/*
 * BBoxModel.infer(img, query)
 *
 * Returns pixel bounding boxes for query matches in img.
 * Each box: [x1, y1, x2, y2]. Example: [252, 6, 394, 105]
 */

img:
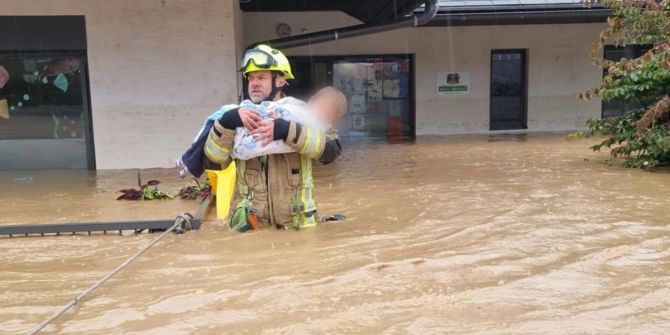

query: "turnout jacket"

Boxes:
[204, 107, 342, 229]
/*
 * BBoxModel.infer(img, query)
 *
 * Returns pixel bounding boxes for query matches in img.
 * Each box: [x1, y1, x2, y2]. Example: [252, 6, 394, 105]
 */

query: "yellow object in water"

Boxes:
[0, 99, 9, 119]
[206, 162, 237, 219]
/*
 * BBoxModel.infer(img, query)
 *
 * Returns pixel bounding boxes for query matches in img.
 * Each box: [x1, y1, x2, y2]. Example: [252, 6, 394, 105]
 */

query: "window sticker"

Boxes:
[0, 66, 9, 88]
[53, 73, 69, 92]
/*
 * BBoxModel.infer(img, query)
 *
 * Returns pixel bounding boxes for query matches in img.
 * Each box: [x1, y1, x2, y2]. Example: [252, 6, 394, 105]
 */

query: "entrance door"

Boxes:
[490, 50, 527, 131]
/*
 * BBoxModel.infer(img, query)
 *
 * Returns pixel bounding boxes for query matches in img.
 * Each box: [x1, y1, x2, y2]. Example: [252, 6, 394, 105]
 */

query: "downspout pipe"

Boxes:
[424, 8, 611, 26]
[251, 0, 438, 50]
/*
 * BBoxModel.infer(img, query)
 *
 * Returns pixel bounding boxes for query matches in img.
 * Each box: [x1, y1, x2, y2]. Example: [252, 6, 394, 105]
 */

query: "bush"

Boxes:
[579, 0, 670, 168]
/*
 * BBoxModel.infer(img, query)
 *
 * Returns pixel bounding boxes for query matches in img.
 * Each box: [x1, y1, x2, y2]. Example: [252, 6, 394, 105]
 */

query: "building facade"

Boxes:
[0, 0, 608, 170]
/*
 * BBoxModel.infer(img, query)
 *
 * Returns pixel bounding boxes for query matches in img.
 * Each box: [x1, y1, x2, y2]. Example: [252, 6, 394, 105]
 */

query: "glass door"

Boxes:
[490, 50, 527, 131]
[289, 55, 415, 138]
[333, 56, 413, 137]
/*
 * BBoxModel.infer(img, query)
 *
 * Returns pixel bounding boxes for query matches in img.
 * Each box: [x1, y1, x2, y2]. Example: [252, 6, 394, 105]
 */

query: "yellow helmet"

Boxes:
[240, 44, 294, 80]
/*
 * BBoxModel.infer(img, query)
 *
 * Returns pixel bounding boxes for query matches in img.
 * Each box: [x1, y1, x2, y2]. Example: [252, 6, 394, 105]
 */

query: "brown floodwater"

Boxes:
[1, 134, 669, 334]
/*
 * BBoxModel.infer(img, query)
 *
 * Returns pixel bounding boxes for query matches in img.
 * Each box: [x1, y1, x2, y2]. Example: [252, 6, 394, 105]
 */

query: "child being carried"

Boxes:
[176, 87, 347, 178]
[233, 86, 347, 160]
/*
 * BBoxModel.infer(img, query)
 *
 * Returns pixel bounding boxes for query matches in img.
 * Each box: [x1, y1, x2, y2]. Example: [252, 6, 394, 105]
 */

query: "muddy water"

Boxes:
[0, 169, 201, 226]
[1, 134, 669, 334]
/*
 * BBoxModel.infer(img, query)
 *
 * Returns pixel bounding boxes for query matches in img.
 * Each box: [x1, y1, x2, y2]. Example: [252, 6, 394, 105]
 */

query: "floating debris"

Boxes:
[14, 176, 33, 183]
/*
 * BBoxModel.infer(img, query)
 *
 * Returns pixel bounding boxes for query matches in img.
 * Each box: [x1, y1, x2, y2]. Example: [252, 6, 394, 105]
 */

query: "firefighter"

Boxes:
[204, 44, 342, 231]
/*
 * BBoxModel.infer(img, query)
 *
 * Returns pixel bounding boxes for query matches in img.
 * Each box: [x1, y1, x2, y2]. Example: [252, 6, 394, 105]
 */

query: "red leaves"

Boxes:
[611, 143, 631, 158]
[117, 171, 161, 200]
[116, 171, 209, 201]
[578, 88, 599, 101]
[636, 95, 670, 132]
[177, 178, 211, 201]
[116, 187, 144, 200]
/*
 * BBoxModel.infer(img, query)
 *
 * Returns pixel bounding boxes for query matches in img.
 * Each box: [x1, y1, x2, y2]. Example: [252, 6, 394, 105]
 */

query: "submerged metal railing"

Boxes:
[0, 195, 212, 237]
[27, 212, 198, 334]
[15, 195, 213, 334]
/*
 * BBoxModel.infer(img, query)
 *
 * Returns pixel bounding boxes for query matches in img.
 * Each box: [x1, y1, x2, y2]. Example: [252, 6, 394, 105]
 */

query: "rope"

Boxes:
[27, 213, 194, 335]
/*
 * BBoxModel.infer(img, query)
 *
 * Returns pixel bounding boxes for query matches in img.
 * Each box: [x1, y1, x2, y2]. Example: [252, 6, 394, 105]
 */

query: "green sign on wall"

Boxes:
[437, 72, 469, 96]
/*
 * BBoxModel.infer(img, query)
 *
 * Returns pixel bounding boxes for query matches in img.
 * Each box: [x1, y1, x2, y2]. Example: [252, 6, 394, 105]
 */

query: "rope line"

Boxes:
[27, 213, 194, 335]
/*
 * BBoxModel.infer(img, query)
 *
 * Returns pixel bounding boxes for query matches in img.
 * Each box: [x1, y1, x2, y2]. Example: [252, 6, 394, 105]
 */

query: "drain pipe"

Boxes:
[252, 0, 438, 50]
[424, 8, 611, 26]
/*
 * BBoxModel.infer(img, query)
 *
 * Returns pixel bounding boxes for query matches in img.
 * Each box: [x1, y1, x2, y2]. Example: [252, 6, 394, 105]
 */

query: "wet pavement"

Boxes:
[1, 134, 669, 334]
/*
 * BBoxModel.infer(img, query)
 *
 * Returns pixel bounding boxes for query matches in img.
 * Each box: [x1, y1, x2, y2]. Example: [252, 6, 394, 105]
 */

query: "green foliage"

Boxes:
[583, 110, 670, 168]
[598, 54, 670, 103]
[141, 187, 173, 200]
[580, 0, 670, 169]
[117, 171, 209, 201]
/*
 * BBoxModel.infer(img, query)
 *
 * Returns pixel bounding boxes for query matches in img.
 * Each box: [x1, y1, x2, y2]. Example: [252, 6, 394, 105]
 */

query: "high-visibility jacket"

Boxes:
[204, 109, 342, 229]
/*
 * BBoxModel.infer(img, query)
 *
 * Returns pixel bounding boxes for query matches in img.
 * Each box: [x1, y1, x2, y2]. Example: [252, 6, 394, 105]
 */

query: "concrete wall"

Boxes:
[2, 0, 242, 169]
[244, 12, 605, 135]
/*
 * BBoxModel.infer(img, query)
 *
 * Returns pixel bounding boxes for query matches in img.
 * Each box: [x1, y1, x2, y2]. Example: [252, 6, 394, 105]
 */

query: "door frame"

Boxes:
[489, 49, 528, 131]
[287, 53, 416, 137]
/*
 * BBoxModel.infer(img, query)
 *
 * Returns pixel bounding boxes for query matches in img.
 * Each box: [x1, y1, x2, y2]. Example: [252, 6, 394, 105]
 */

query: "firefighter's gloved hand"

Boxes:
[273, 119, 291, 141]
[218, 107, 244, 130]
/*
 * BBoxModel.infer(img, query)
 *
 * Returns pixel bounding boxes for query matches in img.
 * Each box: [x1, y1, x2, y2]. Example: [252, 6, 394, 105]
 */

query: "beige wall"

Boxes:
[0, 5, 605, 168]
[244, 12, 605, 135]
[2, 0, 242, 169]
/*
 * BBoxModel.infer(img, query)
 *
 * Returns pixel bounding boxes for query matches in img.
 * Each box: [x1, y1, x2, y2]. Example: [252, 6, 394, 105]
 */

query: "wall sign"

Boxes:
[437, 72, 469, 95]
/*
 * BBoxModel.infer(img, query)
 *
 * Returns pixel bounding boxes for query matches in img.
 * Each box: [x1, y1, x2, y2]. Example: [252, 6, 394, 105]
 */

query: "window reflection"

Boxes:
[602, 45, 651, 119]
[333, 57, 413, 137]
[0, 52, 91, 169]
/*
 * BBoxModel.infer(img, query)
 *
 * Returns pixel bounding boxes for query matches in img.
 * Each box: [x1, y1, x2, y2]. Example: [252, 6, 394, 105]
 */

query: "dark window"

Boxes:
[0, 16, 93, 170]
[602, 44, 652, 118]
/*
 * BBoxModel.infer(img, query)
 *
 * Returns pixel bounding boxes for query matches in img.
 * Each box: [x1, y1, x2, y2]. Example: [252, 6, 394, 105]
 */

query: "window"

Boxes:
[0, 16, 92, 170]
[602, 45, 651, 118]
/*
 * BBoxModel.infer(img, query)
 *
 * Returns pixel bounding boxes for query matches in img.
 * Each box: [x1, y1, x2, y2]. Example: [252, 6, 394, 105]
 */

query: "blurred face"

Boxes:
[246, 70, 286, 103]
[308, 94, 342, 125]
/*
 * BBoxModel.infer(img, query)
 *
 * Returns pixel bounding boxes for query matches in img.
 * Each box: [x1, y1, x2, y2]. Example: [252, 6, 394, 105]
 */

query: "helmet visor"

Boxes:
[240, 49, 277, 72]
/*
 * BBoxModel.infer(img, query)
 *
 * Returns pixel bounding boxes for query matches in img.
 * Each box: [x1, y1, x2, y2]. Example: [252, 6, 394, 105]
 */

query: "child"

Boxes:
[177, 86, 346, 178]
[232, 86, 347, 160]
